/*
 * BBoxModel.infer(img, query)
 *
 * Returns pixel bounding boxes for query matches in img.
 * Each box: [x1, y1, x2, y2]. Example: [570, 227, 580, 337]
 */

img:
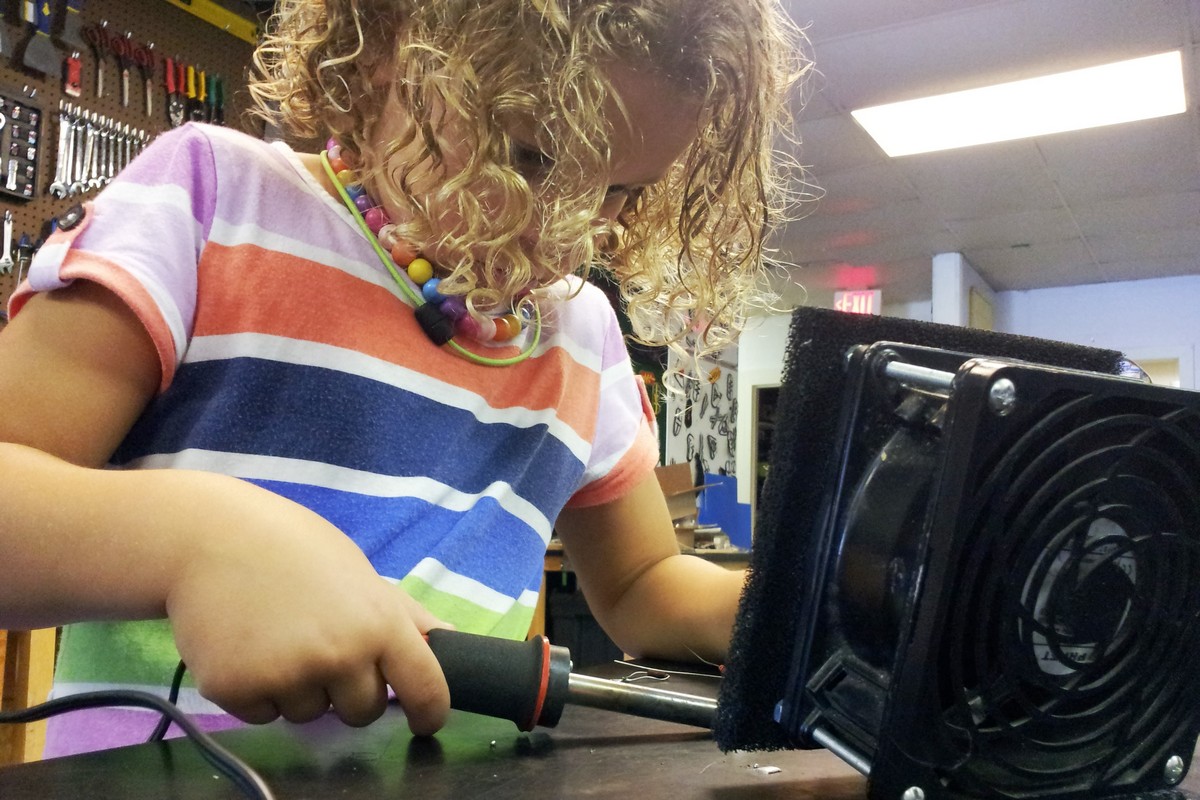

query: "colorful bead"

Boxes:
[474, 315, 497, 342]
[455, 313, 484, 340]
[422, 277, 446, 304]
[440, 295, 467, 321]
[377, 224, 399, 249]
[406, 256, 433, 284]
[325, 143, 533, 352]
[392, 240, 420, 267]
[364, 206, 390, 233]
[493, 313, 522, 341]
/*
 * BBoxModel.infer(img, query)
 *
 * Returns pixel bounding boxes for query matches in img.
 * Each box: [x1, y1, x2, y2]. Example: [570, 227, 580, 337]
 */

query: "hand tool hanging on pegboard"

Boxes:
[15, 233, 34, 285]
[49, 102, 148, 199]
[205, 73, 217, 124]
[112, 31, 135, 108]
[135, 42, 156, 118]
[0, 0, 10, 57]
[47, 100, 71, 199]
[58, 0, 88, 52]
[63, 51, 83, 98]
[186, 63, 202, 121]
[196, 68, 208, 122]
[21, 0, 62, 76]
[1, 212, 14, 276]
[212, 74, 224, 126]
[83, 20, 110, 100]
[164, 56, 184, 128]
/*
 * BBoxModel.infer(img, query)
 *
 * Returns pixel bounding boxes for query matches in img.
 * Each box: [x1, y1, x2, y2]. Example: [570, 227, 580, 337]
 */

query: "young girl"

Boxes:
[0, 0, 807, 757]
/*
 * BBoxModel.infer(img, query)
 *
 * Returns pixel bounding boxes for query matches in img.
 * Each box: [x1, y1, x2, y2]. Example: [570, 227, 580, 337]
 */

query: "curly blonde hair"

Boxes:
[250, 0, 810, 355]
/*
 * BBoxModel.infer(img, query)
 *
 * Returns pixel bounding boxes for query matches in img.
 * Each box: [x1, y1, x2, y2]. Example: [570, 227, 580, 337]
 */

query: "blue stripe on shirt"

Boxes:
[113, 357, 586, 516]
[251, 479, 548, 595]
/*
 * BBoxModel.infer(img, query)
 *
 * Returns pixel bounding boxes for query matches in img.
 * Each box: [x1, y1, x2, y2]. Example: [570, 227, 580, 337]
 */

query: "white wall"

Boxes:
[734, 314, 793, 504]
[717, 272, 1200, 510]
[994, 274, 1200, 388]
[932, 252, 997, 327]
[884, 299, 931, 321]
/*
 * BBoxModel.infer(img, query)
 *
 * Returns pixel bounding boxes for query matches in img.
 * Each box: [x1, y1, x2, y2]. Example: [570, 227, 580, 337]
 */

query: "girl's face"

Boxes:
[367, 63, 701, 283]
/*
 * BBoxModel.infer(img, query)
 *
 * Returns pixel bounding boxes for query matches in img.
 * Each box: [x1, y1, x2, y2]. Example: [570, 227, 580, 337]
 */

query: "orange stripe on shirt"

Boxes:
[565, 420, 659, 508]
[194, 242, 601, 439]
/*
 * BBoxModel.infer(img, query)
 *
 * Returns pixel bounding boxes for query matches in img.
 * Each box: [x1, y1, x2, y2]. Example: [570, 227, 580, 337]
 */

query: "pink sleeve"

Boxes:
[565, 297, 660, 508]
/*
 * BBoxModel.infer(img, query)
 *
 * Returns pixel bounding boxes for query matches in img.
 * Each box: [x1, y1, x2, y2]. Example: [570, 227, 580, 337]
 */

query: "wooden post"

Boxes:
[0, 629, 57, 765]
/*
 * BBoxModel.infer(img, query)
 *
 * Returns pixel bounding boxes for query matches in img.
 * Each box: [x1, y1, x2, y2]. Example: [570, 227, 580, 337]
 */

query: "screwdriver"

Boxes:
[425, 628, 717, 731]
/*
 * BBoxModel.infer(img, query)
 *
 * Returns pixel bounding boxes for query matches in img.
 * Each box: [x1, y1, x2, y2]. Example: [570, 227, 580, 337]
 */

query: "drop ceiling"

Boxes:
[772, 0, 1200, 310]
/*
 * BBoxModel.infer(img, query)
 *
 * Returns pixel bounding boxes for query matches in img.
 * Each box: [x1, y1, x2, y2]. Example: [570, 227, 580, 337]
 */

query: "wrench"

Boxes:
[87, 114, 106, 191]
[122, 124, 133, 171]
[48, 101, 73, 198]
[79, 114, 96, 193]
[69, 115, 87, 196]
[106, 122, 117, 182]
[0, 211, 13, 275]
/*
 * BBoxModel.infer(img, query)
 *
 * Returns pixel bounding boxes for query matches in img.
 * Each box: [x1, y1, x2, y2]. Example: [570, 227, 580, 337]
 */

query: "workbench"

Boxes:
[1, 660, 1197, 799]
[0, 661, 863, 800]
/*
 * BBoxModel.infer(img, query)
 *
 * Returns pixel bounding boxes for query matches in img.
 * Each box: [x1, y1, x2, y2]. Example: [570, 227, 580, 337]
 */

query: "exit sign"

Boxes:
[834, 289, 882, 315]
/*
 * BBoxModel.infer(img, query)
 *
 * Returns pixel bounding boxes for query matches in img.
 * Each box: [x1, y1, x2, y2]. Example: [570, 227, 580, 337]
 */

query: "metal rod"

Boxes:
[811, 726, 872, 776]
[566, 673, 717, 729]
[884, 360, 955, 394]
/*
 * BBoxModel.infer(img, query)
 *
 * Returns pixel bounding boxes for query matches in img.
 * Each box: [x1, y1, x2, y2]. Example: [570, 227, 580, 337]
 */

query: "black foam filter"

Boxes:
[713, 306, 1126, 751]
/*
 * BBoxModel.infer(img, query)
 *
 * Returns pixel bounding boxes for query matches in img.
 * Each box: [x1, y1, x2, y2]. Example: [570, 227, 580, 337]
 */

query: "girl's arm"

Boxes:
[0, 280, 450, 732]
[553, 472, 744, 664]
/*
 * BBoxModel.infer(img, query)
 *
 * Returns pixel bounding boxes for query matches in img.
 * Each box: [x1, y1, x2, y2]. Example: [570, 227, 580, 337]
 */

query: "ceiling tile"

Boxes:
[967, 238, 1098, 290]
[1036, 117, 1200, 203]
[764, 0, 1200, 302]
[1071, 192, 1200, 237]
[947, 208, 1079, 249]
[896, 141, 1063, 218]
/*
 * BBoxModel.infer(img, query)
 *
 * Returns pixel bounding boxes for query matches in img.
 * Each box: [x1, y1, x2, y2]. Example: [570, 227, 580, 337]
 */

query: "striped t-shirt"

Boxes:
[10, 122, 658, 755]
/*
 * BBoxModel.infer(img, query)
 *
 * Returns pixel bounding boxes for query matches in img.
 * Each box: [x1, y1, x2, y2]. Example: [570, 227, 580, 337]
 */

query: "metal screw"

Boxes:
[902, 788, 925, 800]
[1164, 754, 1185, 785]
[988, 377, 1017, 416]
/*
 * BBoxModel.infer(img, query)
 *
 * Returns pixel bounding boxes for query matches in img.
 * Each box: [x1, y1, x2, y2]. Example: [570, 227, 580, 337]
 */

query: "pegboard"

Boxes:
[0, 0, 263, 313]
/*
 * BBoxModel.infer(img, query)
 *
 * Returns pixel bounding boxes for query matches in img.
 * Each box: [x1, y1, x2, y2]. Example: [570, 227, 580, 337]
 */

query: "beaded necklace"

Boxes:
[319, 144, 540, 367]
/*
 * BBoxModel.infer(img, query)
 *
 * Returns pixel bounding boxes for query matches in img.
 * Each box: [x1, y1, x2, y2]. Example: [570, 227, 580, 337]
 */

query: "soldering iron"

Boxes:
[425, 628, 717, 731]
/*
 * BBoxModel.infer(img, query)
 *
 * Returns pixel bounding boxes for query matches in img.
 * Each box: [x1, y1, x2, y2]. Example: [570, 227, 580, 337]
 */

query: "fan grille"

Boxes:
[937, 393, 1200, 795]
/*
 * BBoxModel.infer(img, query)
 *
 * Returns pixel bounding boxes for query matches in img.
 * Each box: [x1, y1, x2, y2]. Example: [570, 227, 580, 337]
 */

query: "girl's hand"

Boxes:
[163, 494, 451, 735]
[0, 282, 451, 733]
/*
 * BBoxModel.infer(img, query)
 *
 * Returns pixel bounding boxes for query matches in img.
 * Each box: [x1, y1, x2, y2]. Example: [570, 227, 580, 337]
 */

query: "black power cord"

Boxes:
[147, 659, 189, 742]
[0, 689, 275, 800]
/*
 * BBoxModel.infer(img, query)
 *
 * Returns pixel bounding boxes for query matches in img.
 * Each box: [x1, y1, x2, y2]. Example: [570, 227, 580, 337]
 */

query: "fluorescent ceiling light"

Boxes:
[852, 51, 1186, 157]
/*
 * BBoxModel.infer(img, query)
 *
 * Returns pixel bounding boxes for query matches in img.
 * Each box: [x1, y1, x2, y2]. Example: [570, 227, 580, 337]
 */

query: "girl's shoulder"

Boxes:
[140, 123, 341, 224]
[142, 122, 302, 186]
[164, 121, 286, 155]
[535, 274, 628, 358]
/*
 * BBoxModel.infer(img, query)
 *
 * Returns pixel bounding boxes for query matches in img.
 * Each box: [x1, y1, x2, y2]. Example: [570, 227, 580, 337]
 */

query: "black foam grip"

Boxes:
[426, 629, 569, 731]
